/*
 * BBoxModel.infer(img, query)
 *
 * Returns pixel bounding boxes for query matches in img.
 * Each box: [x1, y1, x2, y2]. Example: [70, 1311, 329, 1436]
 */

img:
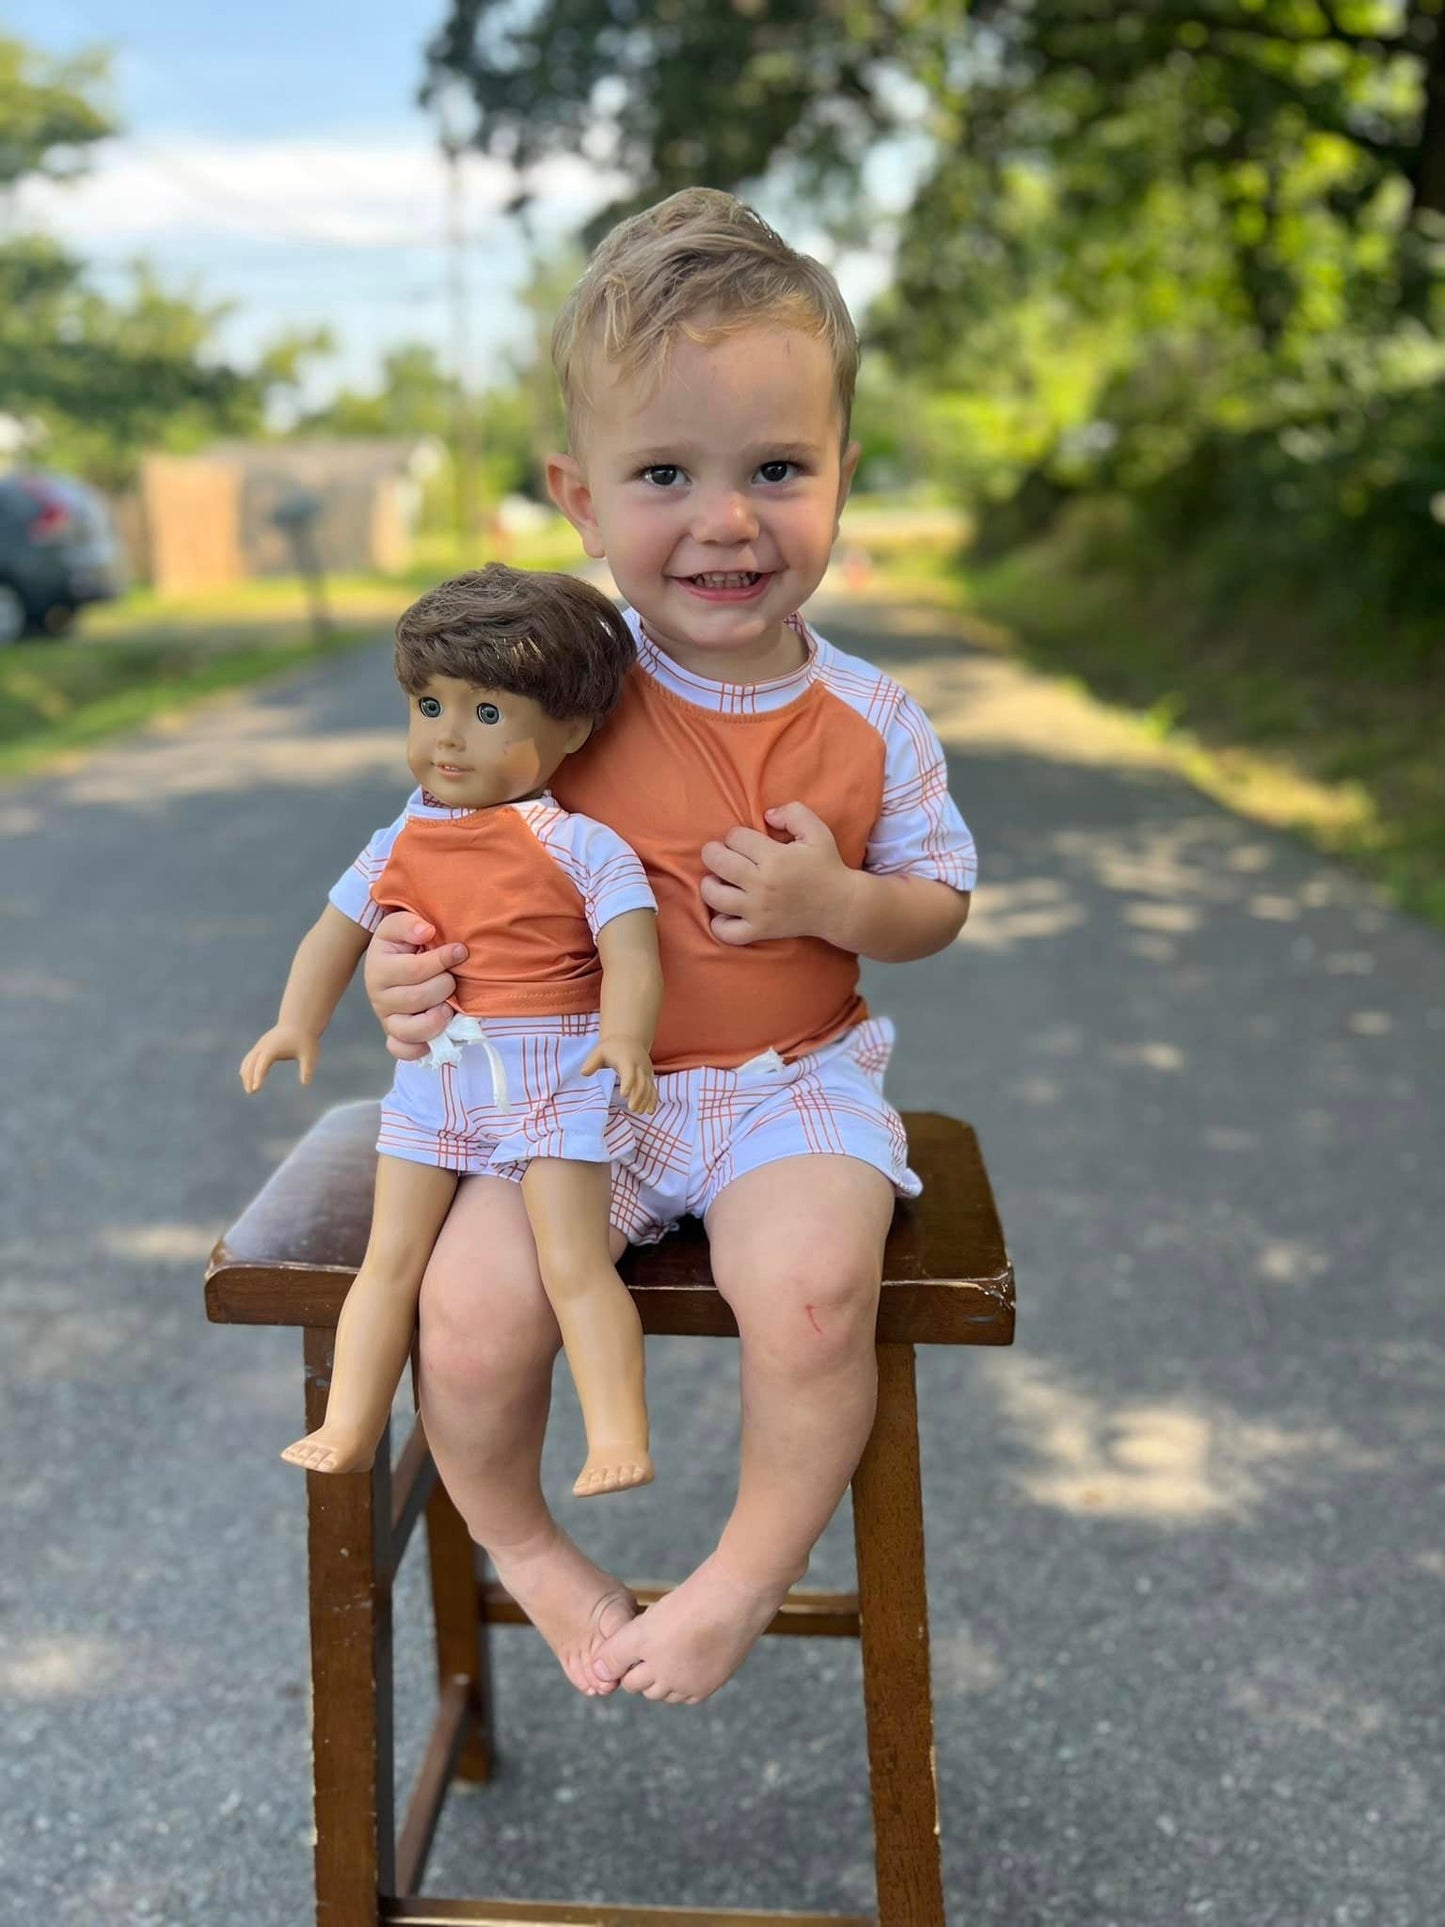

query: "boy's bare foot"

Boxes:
[591, 1551, 794, 1703]
[488, 1520, 638, 1696]
[281, 1427, 376, 1474]
[573, 1445, 654, 1499]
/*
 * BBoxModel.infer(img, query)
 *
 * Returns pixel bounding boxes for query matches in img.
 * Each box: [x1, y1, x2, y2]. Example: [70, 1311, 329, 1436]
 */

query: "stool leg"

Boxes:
[423, 1462, 494, 1781]
[851, 1341, 946, 1927]
[303, 1325, 396, 1925]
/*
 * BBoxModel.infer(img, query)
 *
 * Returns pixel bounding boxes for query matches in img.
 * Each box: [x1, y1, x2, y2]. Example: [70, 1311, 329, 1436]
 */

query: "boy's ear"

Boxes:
[546, 453, 607, 560]
[833, 439, 862, 535]
[563, 715, 594, 755]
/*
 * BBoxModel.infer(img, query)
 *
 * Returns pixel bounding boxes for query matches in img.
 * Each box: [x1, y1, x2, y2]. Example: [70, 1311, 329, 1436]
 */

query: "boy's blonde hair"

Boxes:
[552, 188, 858, 454]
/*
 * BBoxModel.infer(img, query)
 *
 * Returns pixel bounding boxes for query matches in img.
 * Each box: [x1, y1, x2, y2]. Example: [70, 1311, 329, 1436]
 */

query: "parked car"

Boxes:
[0, 471, 125, 645]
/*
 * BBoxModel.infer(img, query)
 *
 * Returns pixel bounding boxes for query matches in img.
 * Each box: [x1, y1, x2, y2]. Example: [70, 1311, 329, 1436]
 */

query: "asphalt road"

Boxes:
[3, 584, 1442, 1927]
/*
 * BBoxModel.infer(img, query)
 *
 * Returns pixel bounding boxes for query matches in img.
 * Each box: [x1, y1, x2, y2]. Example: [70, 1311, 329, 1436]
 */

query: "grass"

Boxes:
[871, 513, 1445, 927]
[0, 576, 408, 781]
[0, 525, 592, 782]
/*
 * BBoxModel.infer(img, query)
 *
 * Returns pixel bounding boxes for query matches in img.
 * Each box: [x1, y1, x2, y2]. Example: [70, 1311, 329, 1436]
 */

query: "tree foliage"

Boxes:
[427, 1, 1445, 639]
[424, 0, 896, 238]
[0, 35, 113, 189]
[0, 34, 322, 488]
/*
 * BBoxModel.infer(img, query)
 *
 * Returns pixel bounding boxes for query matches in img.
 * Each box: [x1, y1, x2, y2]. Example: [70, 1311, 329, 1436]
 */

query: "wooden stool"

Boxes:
[206, 1102, 1014, 1927]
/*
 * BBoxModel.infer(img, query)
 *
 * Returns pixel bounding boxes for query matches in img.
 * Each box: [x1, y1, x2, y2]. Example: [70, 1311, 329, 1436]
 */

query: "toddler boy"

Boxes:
[367, 188, 977, 1704]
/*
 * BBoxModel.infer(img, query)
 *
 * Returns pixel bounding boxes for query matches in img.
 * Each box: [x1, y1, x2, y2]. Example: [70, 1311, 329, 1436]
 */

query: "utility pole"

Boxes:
[437, 86, 477, 560]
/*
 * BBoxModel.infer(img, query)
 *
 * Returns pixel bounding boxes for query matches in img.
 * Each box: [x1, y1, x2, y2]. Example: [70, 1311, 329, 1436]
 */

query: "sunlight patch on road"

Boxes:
[101, 1222, 223, 1264]
[983, 1355, 1388, 1524]
[43, 683, 398, 808]
[0, 1634, 126, 1700]
[964, 877, 1088, 950]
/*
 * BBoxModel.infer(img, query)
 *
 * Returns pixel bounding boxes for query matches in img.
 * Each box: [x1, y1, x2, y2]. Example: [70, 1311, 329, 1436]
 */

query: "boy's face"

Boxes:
[405, 676, 590, 810]
[547, 326, 860, 679]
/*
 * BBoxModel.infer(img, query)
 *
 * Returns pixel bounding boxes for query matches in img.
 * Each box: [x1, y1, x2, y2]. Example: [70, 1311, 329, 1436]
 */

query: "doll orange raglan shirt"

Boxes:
[550, 612, 977, 1073]
[326, 795, 656, 1175]
[328, 793, 656, 1016]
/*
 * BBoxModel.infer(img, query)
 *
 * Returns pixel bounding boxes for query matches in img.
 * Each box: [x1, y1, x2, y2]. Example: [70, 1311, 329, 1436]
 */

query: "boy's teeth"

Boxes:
[692, 572, 760, 587]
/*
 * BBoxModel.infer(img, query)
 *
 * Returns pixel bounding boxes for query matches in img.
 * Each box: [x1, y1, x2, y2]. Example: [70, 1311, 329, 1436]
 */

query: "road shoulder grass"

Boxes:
[874, 528, 1445, 928]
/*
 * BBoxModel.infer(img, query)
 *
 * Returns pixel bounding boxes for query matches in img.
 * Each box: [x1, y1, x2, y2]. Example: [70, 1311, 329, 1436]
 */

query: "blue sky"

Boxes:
[10, 2, 910, 410]
[8, 0, 448, 140]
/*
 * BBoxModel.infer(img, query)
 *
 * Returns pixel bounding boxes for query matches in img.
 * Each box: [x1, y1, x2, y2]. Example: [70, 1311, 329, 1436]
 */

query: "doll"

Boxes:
[240, 565, 661, 1498]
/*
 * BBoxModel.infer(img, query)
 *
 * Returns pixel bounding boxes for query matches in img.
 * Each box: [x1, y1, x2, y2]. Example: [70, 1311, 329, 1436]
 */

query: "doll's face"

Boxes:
[405, 676, 592, 810]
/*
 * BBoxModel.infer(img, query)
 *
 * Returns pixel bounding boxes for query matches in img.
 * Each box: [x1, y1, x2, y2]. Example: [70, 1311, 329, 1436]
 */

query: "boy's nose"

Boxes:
[693, 488, 759, 544]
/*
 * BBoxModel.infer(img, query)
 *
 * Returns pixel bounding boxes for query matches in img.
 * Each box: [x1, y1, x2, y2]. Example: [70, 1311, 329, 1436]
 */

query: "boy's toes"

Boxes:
[619, 1663, 655, 1696]
[593, 1615, 646, 1686]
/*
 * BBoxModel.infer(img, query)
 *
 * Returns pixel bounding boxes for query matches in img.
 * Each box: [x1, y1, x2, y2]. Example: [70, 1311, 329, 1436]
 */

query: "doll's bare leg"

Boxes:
[593, 1156, 892, 1702]
[416, 1174, 638, 1694]
[520, 1158, 652, 1498]
[281, 1156, 458, 1474]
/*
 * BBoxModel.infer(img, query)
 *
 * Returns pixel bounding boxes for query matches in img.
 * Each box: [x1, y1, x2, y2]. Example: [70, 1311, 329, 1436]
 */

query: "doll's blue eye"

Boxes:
[476, 702, 501, 725]
[418, 697, 442, 718]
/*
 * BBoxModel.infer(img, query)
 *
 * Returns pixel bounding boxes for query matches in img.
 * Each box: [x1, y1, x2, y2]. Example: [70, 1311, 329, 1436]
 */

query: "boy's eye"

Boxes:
[640, 464, 683, 488]
[418, 696, 442, 719]
[476, 702, 501, 725]
[757, 460, 798, 484]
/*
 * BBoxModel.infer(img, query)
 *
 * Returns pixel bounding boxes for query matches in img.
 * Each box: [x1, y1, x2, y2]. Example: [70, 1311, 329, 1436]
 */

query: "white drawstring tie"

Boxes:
[422, 1013, 510, 1109]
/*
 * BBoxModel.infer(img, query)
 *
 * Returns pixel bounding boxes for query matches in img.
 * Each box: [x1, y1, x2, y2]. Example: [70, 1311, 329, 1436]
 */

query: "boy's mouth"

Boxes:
[678, 570, 771, 599]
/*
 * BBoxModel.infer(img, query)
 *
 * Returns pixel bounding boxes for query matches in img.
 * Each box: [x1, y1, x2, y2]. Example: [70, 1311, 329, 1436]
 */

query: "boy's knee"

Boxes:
[725, 1256, 881, 1376]
[417, 1242, 558, 1397]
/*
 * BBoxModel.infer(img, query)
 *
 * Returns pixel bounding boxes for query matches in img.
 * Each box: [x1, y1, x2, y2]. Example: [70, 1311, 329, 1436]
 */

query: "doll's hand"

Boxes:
[700, 802, 860, 947]
[582, 1036, 658, 1115]
[240, 1024, 320, 1093]
[365, 911, 464, 1062]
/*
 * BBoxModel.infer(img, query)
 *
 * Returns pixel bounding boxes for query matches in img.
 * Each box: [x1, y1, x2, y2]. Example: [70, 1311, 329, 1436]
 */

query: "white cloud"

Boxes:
[16, 133, 621, 252]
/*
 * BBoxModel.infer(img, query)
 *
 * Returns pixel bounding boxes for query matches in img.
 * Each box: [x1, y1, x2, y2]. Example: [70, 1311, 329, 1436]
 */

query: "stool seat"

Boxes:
[206, 1101, 1013, 1926]
[206, 1100, 1014, 1345]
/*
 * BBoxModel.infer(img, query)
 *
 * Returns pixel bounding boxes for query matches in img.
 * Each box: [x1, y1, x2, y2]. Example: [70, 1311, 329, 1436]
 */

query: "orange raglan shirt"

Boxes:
[550, 613, 977, 1074]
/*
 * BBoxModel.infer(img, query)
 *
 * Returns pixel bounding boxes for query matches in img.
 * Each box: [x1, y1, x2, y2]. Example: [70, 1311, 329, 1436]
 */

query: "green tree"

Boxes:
[0, 35, 112, 188]
[0, 33, 324, 488]
[425, 2, 1445, 631]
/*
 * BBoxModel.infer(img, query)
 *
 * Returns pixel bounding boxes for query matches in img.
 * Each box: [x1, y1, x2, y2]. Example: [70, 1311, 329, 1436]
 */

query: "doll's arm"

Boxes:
[240, 905, 373, 1092]
[581, 908, 662, 1114]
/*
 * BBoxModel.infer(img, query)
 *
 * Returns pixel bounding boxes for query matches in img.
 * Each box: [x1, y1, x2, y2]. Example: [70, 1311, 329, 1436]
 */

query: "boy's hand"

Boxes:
[700, 802, 859, 947]
[582, 1035, 658, 1114]
[364, 912, 464, 1061]
[240, 1024, 320, 1093]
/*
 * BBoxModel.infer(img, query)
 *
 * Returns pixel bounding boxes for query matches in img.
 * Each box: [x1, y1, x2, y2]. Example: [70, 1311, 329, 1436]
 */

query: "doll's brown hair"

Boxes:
[394, 565, 635, 722]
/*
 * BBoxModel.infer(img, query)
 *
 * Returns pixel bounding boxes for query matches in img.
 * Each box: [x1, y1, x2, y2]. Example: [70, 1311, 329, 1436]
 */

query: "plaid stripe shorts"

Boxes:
[377, 1012, 634, 1175]
[609, 1016, 920, 1247]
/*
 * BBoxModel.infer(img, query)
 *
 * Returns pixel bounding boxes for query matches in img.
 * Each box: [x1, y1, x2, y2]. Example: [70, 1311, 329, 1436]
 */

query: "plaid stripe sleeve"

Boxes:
[326, 808, 411, 932]
[540, 811, 657, 940]
[866, 690, 978, 891]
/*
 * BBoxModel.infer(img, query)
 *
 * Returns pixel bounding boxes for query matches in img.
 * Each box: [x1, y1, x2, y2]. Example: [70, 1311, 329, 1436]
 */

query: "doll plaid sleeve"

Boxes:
[326, 800, 413, 932]
[531, 808, 657, 942]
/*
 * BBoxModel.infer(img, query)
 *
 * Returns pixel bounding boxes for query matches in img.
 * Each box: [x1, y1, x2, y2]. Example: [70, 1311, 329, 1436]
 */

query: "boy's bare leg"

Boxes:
[416, 1173, 638, 1695]
[593, 1155, 893, 1703]
[521, 1158, 652, 1498]
[281, 1156, 458, 1474]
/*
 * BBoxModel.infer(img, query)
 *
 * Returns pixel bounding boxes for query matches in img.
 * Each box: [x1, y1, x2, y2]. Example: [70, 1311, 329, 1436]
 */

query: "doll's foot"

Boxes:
[280, 1426, 377, 1474]
[572, 1444, 654, 1499]
[487, 1520, 638, 1696]
[591, 1551, 794, 1704]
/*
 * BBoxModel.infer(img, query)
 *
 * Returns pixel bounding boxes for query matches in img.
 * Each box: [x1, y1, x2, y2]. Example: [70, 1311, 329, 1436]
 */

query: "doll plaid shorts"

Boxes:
[608, 1015, 920, 1246]
[376, 1011, 634, 1175]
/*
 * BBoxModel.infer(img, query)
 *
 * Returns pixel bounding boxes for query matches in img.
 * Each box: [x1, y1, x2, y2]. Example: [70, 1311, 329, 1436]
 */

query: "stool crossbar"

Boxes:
[206, 1102, 1014, 1927]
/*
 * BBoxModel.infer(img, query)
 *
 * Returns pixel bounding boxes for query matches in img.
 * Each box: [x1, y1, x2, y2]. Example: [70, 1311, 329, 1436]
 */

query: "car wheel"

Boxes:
[26, 601, 77, 640]
[0, 583, 26, 647]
